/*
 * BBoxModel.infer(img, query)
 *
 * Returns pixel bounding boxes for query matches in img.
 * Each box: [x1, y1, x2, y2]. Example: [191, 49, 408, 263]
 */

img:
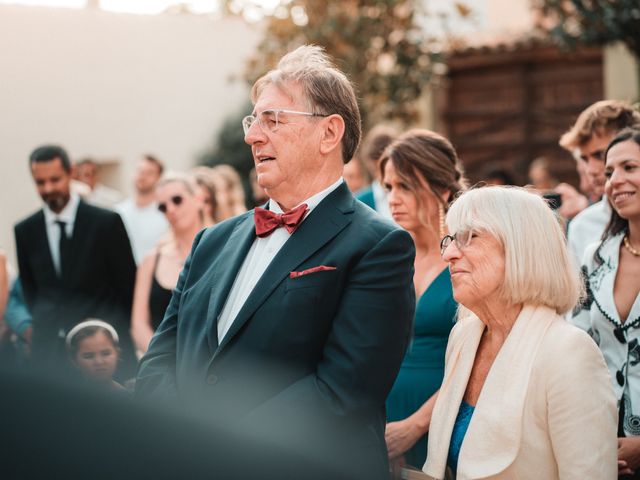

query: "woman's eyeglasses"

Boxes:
[158, 195, 184, 214]
[440, 229, 474, 256]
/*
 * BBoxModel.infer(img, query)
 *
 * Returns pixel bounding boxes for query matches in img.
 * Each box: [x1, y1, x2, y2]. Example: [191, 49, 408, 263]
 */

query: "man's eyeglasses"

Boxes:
[158, 195, 183, 214]
[242, 109, 328, 135]
[440, 229, 474, 256]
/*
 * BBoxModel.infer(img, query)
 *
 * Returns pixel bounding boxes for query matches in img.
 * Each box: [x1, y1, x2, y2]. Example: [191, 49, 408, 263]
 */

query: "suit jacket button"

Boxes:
[206, 374, 218, 385]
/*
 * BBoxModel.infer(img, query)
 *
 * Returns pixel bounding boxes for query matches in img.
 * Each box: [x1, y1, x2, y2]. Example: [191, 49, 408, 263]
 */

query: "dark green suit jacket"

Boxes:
[136, 183, 415, 478]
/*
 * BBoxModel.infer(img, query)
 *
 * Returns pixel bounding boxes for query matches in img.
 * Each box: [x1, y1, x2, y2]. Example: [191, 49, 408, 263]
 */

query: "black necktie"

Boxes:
[56, 220, 70, 277]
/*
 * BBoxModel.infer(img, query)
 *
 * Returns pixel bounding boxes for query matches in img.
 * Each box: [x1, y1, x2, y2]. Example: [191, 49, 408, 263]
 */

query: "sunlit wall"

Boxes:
[0, 5, 261, 263]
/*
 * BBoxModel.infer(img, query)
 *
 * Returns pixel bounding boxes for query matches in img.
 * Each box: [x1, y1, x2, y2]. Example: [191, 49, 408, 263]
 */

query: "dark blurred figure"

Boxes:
[481, 165, 516, 186]
[0, 250, 9, 354]
[355, 124, 398, 218]
[14, 145, 137, 380]
[116, 154, 169, 264]
[0, 361, 369, 480]
[75, 157, 123, 208]
[528, 157, 558, 191]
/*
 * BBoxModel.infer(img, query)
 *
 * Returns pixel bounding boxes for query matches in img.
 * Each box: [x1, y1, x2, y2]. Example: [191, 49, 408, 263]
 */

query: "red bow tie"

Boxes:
[254, 203, 308, 237]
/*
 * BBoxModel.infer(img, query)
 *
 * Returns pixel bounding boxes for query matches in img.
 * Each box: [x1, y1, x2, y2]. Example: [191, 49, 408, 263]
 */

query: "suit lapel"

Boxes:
[212, 183, 355, 359]
[204, 214, 257, 350]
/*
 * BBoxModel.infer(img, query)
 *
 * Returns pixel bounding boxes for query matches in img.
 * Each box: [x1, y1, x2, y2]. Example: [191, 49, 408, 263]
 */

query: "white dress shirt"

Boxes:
[42, 191, 81, 276]
[217, 178, 344, 342]
[567, 199, 611, 269]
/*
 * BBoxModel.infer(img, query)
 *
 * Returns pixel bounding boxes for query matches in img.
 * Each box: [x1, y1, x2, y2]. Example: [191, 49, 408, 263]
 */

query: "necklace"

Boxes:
[623, 235, 640, 257]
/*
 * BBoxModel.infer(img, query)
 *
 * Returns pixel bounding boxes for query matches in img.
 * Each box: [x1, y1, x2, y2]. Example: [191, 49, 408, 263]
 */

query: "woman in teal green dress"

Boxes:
[379, 129, 465, 469]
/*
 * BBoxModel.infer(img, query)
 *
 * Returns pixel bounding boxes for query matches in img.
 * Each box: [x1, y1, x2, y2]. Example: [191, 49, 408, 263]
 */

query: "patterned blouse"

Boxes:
[572, 232, 640, 437]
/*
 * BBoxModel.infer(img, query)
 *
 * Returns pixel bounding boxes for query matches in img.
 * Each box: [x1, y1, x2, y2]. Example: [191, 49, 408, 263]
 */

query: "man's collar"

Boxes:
[43, 191, 81, 224]
[268, 177, 344, 214]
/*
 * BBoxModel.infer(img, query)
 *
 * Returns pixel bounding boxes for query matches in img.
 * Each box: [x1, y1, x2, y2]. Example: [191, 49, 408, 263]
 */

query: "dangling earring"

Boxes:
[439, 203, 446, 239]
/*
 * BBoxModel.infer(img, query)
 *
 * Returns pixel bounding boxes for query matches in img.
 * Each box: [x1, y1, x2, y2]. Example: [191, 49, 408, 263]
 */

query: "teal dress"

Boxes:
[386, 268, 457, 468]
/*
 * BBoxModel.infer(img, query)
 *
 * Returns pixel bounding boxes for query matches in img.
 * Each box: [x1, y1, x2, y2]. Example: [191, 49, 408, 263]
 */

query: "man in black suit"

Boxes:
[136, 46, 415, 478]
[14, 145, 137, 379]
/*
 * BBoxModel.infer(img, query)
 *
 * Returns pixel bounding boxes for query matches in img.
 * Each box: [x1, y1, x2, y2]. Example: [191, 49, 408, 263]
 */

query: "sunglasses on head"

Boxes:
[158, 195, 183, 213]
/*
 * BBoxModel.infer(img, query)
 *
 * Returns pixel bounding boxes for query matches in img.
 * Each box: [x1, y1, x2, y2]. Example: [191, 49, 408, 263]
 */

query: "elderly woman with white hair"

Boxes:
[423, 187, 617, 480]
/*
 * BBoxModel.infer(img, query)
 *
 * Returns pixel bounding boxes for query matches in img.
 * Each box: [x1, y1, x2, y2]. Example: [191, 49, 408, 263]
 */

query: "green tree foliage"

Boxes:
[201, 0, 470, 174]
[533, 0, 640, 58]
[199, 102, 254, 177]
[221, 0, 468, 130]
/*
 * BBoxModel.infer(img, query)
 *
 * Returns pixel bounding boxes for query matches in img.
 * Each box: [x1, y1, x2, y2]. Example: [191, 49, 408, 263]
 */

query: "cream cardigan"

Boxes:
[423, 304, 618, 480]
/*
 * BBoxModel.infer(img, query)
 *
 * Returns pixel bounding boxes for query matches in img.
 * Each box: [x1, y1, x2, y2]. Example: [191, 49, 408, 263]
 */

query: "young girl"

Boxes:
[66, 319, 124, 391]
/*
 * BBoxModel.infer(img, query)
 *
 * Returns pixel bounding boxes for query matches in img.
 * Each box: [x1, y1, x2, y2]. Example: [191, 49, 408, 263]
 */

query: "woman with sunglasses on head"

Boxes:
[572, 127, 640, 478]
[130, 173, 204, 356]
[380, 129, 466, 471]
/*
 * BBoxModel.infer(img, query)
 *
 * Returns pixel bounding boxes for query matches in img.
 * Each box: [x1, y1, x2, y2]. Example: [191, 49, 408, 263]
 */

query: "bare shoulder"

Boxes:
[139, 248, 159, 274]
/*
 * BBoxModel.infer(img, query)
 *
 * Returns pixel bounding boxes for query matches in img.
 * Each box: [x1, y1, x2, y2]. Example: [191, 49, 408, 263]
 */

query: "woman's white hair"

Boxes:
[446, 186, 582, 315]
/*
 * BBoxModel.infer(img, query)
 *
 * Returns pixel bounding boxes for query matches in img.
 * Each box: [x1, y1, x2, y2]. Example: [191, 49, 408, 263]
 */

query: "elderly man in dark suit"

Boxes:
[136, 46, 415, 478]
[14, 145, 137, 379]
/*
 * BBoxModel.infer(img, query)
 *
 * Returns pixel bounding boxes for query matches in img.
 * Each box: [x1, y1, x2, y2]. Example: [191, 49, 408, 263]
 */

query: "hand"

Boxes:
[22, 326, 32, 345]
[385, 418, 423, 460]
[555, 183, 588, 220]
[388, 456, 406, 480]
[618, 437, 640, 475]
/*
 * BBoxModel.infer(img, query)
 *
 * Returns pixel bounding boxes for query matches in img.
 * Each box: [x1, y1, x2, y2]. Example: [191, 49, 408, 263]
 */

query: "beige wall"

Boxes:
[604, 42, 640, 102]
[0, 6, 261, 264]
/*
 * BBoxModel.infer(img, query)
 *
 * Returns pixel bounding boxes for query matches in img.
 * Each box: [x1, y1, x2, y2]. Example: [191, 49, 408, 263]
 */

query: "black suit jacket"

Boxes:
[136, 184, 415, 478]
[14, 200, 137, 377]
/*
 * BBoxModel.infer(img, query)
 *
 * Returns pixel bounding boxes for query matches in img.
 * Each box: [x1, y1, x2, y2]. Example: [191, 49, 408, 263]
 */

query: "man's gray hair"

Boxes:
[252, 45, 362, 163]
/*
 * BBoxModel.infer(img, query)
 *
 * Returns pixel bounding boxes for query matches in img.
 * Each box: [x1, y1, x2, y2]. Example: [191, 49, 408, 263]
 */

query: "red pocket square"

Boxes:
[289, 266, 337, 279]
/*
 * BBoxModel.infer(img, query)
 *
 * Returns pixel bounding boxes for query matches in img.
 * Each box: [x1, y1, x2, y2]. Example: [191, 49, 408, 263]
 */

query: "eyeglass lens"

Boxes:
[243, 110, 279, 135]
[440, 230, 474, 255]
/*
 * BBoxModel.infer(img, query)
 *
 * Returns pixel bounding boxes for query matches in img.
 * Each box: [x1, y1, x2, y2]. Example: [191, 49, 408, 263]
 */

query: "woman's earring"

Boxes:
[439, 203, 446, 239]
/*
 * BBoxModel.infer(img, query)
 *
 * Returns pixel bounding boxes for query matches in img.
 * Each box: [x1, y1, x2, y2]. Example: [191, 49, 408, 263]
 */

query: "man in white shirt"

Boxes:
[559, 100, 640, 264]
[116, 154, 168, 264]
[136, 45, 415, 479]
[75, 158, 123, 208]
[14, 145, 137, 378]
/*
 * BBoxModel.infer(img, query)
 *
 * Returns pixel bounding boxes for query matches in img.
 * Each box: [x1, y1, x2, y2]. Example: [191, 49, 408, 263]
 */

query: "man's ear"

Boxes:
[319, 114, 345, 156]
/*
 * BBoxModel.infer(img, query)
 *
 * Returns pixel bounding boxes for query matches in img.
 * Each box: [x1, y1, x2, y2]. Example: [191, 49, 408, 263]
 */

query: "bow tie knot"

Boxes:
[254, 203, 308, 238]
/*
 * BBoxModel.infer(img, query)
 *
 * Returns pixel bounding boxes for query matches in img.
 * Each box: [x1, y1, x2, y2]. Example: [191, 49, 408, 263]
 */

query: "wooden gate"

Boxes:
[439, 43, 604, 185]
